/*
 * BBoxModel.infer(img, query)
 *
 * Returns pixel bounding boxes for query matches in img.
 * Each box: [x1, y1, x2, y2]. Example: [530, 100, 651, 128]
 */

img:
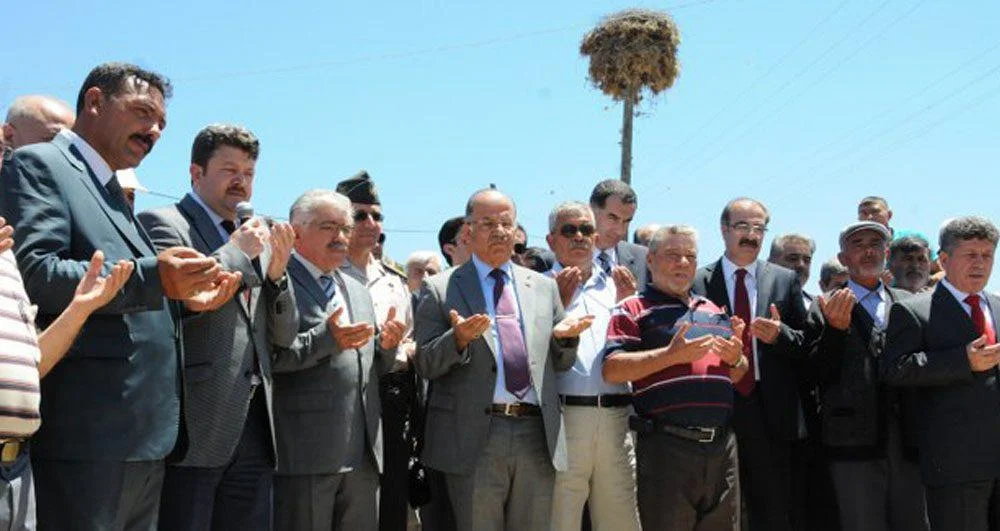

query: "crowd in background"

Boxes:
[0, 62, 998, 531]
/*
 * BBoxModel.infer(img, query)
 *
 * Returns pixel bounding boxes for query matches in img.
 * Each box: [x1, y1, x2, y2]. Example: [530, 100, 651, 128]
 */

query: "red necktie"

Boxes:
[733, 268, 755, 395]
[965, 294, 996, 345]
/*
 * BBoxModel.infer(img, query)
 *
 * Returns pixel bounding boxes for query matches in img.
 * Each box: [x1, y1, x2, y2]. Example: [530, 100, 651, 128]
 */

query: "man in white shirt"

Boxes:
[545, 201, 640, 531]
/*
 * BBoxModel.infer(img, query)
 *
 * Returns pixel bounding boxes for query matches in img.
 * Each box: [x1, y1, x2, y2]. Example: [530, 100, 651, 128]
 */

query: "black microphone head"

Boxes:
[235, 202, 255, 223]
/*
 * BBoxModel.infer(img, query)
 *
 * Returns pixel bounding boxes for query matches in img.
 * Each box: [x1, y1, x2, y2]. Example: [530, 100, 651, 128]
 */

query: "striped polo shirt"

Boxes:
[0, 250, 41, 438]
[604, 286, 735, 428]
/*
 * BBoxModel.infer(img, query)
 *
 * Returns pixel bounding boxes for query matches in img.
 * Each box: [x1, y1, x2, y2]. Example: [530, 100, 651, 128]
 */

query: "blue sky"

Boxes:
[3, 0, 998, 292]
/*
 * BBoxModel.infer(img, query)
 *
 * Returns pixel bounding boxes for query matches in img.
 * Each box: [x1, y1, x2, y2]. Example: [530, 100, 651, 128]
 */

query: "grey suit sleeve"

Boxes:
[271, 319, 342, 373]
[772, 275, 808, 357]
[548, 280, 578, 372]
[264, 278, 298, 349]
[1, 154, 164, 315]
[881, 301, 973, 387]
[413, 281, 473, 379]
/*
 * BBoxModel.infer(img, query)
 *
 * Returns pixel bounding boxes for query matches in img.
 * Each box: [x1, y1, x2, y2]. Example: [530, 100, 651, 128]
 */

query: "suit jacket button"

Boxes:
[491, 365, 497, 373]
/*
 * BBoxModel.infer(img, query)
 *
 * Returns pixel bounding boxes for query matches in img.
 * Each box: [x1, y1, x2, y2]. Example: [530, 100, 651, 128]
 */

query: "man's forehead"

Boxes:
[848, 230, 885, 244]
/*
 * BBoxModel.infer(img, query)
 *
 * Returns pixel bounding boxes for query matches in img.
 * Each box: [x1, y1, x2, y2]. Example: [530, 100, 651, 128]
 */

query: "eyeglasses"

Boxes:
[728, 222, 768, 235]
[558, 223, 596, 238]
[313, 221, 353, 236]
[353, 210, 384, 223]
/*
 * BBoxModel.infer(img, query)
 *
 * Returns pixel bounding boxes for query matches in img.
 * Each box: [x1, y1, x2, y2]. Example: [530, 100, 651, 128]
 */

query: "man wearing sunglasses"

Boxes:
[545, 201, 640, 531]
[692, 197, 809, 531]
[336, 171, 418, 531]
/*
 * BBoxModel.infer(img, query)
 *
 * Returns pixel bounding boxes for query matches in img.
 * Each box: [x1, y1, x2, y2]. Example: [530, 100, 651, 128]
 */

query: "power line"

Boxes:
[644, 0, 850, 176]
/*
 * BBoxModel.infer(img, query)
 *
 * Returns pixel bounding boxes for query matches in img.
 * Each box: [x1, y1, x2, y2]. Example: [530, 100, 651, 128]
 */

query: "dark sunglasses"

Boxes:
[559, 223, 595, 238]
[353, 210, 384, 223]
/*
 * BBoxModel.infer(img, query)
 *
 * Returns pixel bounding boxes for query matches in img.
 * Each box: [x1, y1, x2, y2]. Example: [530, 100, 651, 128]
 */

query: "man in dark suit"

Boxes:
[0, 62, 233, 529]
[882, 216, 1000, 531]
[692, 197, 808, 531]
[589, 179, 645, 293]
[413, 188, 592, 531]
[807, 221, 927, 531]
[138, 124, 299, 530]
[271, 189, 406, 530]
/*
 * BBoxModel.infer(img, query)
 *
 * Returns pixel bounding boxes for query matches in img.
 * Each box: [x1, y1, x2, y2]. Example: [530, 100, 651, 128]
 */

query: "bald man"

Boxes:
[2, 95, 75, 150]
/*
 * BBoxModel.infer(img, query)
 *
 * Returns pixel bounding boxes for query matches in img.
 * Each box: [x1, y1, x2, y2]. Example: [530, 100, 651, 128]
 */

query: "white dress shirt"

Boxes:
[721, 256, 760, 381]
[940, 278, 995, 328]
[59, 129, 113, 185]
[546, 263, 630, 397]
[187, 191, 235, 243]
[470, 255, 538, 404]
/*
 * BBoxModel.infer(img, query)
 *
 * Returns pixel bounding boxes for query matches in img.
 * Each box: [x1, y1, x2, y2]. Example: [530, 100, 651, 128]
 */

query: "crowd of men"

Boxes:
[0, 61, 998, 531]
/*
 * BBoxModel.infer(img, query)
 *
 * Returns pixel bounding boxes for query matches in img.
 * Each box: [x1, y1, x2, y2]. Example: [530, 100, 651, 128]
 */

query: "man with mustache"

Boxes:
[804, 221, 928, 531]
[882, 216, 1000, 531]
[604, 225, 747, 530]
[888, 234, 932, 293]
[413, 188, 592, 531]
[138, 124, 300, 530]
[692, 197, 808, 531]
[271, 189, 406, 530]
[589, 179, 645, 297]
[769, 233, 816, 308]
[0, 62, 234, 529]
[545, 201, 640, 531]
[336, 171, 418, 531]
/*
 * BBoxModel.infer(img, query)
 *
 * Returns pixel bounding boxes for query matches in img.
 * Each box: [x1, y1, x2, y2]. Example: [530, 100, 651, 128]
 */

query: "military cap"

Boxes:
[336, 170, 380, 205]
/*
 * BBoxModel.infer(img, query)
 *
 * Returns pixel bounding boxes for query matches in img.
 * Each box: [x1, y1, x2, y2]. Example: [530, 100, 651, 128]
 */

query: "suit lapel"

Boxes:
[932, 284, 978, 340]
[57, 136, 153, 256]
[512, 266, 538, 365]
[289, 256, 328, 310]
[616, 241, 632, 268]
[755, 260, 775, 317]
[704, 260, 730, 313]
[452, 261, 496, 357]
[178, 194, 226, 252]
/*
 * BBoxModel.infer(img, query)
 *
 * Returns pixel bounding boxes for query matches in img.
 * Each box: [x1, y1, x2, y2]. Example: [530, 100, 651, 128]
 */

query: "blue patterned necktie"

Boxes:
[318, 274, 336, 302]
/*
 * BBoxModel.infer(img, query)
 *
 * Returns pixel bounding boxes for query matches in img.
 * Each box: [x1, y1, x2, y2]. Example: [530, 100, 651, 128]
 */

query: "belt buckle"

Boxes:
[596, 395, 607, 407]
[692, 426, 716, 443]
[503, 403, 516, 417]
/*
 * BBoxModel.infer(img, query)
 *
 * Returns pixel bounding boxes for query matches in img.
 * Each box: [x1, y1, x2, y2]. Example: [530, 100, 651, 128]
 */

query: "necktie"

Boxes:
[220, 220, 237, 235]
[965, 294, 997, 345]
[597, 251, 613, 275]
[318, 275, 337, 303]
[733, 268, 755, 395]
[488, 269, 531, 399]
[105, 174, 133, 221]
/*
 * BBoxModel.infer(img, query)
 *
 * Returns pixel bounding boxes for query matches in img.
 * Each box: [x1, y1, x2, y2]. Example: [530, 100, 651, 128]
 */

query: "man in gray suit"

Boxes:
[413, 188, 593, 531]
[0, 62, 233, 529]
[589, 179, 646, 294]
[138, 124, 299, 530]
[271, 189, 406, 530]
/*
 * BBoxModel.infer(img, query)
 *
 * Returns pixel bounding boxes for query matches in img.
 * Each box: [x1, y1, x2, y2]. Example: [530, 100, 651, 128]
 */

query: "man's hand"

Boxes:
[267, 222, 295, 282]
[555, 267, 584, 307]
[661, 322, 715, 364]
[157, 247, 222, 300]
[327, 307, 376, 350]
[0, 216, 13, 254]
[70, 251, 134, 315]
[379, 306, 407, 350]
[183, 271, 243, 312]
[553, 314, 595, 339]
[450, 309, 491, 351]
[750, 304, 783, 344]
[714, 316, 746, 365]
[611, 265, 638, 302]
[818, 288, 856, 331]
[230, 217, 270, 260]
[967, 335, 1000, 372]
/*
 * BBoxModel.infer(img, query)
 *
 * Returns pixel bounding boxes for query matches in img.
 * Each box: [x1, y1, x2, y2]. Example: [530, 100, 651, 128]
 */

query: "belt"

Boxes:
[629, 416, 727, 443]
[0, 439, 25, 463]
[486, 403, 542, 418]
[561, 394, 632, 408]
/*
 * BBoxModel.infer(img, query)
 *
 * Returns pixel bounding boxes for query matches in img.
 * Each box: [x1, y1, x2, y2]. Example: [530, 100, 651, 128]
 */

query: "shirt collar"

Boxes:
[59, 129, 113, 186]
[471, 254, 512, 283]
[721, 255, 758, 280]
[940, 277, 986, 305]
[187, 191, 231, 228]
[293, 251, 338, 281]
[847, 278, 886, 302]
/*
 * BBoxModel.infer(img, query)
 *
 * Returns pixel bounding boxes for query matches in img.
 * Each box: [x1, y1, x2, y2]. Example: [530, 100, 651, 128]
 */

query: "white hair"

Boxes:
[648, 224, 699, 253]
[547, 201, 594, 233]
[405, 251, 442, 273]
[289, 189, 352, 225]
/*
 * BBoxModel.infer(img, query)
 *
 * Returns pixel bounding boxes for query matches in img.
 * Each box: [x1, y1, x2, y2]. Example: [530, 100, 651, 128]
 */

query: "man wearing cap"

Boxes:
[882, 216, 1000, 531]
[138, 124, 299, 530]
[692, 197, 808, 531]
[336, 170, 418, 531]
[804, 221, 927, 531]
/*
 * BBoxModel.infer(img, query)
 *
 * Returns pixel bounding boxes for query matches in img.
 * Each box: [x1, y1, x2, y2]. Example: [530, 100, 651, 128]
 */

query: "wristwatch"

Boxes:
[729, 355, 748, 369]
[267, 273, 289, 291]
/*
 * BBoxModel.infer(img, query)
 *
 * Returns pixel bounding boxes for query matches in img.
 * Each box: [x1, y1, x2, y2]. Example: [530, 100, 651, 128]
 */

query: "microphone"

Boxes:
[234, 201, 263, 285]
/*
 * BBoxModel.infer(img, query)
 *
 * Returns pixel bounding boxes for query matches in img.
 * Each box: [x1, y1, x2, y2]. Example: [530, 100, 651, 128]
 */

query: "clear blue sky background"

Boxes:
[3, 0, 998, 293]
